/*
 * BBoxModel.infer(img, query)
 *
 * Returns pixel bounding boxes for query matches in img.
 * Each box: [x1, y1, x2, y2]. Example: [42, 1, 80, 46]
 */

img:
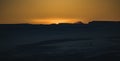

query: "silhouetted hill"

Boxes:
[0, 21, 120, 28]
[0, 21, 120, 61]
[89, 21, 120, 26]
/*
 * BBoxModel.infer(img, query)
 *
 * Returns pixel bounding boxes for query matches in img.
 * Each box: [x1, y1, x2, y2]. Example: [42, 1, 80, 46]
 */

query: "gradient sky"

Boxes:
[0, 0, 120, 24]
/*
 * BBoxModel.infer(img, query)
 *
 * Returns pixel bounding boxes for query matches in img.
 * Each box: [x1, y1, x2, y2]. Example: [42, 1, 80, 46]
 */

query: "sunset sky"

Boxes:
[0, 0, 120, 24]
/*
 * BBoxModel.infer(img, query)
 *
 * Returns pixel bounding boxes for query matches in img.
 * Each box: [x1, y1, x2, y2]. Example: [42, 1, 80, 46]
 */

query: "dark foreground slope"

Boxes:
[0, 21, 120, 61]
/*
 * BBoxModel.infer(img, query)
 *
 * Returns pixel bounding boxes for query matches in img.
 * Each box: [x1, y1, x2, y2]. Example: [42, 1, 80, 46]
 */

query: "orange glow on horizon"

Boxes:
[28, 18, 89, 25]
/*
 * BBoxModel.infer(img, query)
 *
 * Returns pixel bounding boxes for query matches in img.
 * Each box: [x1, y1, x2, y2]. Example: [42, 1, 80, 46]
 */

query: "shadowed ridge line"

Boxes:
[16, 38, 92, 48]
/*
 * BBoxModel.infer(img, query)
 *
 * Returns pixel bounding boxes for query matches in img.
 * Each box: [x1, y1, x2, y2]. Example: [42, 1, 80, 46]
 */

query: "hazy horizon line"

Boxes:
[0, 20, 119, 25]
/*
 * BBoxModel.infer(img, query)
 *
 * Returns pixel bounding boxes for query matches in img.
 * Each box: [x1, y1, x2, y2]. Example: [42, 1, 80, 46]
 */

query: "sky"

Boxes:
[0, 0, 120, 24]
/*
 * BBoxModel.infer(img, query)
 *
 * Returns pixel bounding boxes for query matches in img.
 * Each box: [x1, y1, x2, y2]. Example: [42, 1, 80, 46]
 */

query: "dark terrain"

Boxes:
[0, 21, 120, 61]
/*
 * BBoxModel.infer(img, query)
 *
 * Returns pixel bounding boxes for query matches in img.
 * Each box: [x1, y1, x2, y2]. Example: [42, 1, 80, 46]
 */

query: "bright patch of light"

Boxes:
[28, 18, 90, 25]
